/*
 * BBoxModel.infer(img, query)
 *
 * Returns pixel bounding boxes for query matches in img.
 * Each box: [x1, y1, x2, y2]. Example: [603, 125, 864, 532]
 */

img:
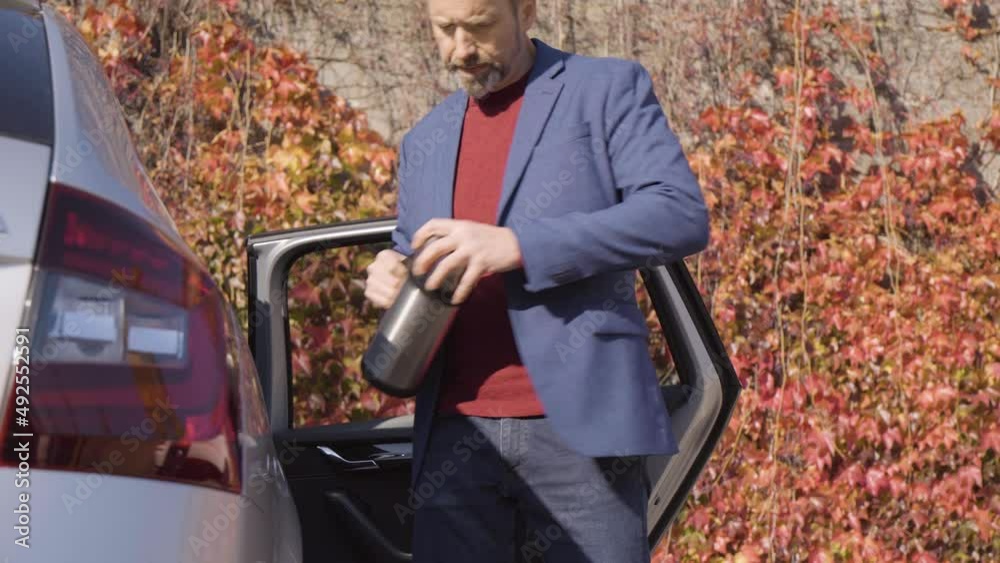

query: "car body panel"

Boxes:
[0, 263, 33, 416]
[0, 6, 302, 562]
[225, 304, 304, 563]
[0, 137, 51, 406]
[0, 138, 51, 261]
[2, 261, 302, 563]
[0, 2, 52, 403]
[0, 468, 271, 562]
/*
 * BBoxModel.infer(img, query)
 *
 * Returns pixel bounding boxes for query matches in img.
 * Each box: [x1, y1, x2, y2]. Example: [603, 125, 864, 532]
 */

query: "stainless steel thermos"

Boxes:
[362, 237, 462, 397]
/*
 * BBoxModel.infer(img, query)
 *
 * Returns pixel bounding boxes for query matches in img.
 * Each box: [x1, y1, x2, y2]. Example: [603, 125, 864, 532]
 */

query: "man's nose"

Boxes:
[452, 28, 477, 64]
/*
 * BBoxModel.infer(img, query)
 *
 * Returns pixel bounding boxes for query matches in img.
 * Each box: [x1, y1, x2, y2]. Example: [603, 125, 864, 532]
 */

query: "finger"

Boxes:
[363, 286, 382, 306]
[369, 252, 405, 277]
[365, 279, 390, 296]
[373, 249, 394, 264]
[365, 256, 392, 277]
[367, 285, 396, 308]
[448, 261, 484, 305]
[363, 280, 384, 299]
[411, 219, 452, 251]
[412, 235, 458, 276]
[368, 269, 405, 292]
[390, 258, 408, 279]
[364, 263, 386, 282]
[423, 250, 468, 292]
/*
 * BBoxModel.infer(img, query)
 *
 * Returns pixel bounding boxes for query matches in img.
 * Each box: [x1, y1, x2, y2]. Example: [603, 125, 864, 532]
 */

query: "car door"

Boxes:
[247, 217, 742, 563]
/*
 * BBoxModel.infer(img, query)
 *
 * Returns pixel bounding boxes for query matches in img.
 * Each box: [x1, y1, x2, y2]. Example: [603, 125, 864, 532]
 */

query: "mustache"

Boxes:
[447, 58, 498, 71]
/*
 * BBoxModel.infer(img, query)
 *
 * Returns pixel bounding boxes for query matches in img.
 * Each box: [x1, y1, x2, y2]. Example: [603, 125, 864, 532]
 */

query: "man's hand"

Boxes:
[410, 219, 523, 304]
[364, 249, 408, 309]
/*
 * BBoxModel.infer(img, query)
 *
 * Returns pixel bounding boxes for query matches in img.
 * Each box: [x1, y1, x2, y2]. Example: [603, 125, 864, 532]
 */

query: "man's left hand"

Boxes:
[410, 219, 523, 304]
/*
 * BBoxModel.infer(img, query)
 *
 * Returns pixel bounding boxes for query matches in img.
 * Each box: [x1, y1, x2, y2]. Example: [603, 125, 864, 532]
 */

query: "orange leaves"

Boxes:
[775, 66, 796, 91]
[681, 0, 997, 557]
[745, 107, 772, 135]
[269, 143, 311, 178]
[932, 462, 983, 511]
[800, 144, 847, 183]
[257, 46, 315, 106]
[940, 0, 990, 41]
[916, 384, 959, 409]
[982, 105, 1000, 149]
[899, 114, 970, 170]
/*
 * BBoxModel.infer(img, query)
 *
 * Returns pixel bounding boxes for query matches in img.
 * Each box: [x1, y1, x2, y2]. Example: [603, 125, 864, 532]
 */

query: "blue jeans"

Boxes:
[411, 415, 650, 563]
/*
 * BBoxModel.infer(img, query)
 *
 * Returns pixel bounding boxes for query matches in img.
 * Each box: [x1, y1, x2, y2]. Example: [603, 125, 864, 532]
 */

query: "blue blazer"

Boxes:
[391, 38, 710, 485]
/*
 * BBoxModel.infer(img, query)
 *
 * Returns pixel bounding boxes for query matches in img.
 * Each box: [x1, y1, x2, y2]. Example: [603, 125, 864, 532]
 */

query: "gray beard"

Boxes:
[453, 66, 505, 99]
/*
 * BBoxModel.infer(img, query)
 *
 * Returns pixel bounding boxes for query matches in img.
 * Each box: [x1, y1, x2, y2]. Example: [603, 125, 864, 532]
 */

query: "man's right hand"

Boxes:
[364, 249, 408, 309]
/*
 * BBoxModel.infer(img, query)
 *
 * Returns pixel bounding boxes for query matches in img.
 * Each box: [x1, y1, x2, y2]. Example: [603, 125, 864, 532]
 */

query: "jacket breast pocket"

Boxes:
[532, 121, 592, 155]
[517, 126, 611, 218]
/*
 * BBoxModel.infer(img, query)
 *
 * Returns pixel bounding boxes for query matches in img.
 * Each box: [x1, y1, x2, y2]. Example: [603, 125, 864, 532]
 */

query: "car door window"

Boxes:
[638, 281, 680, 385]
[286, 241, 414, 428]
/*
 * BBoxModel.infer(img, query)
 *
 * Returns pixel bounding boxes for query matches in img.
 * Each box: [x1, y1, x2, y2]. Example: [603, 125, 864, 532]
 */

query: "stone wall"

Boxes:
[244, 0, 997, 170]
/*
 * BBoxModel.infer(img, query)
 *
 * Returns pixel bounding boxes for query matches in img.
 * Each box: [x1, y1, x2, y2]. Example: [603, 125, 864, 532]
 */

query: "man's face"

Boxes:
[426, 0, 534, 99]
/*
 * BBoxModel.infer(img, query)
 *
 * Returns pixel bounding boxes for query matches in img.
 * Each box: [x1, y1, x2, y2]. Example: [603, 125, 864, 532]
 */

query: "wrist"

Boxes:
[505, 227, 524, 270]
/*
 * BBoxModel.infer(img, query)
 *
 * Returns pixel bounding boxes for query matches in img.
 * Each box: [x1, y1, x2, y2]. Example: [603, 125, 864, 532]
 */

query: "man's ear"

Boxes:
[518, 0, 537, 31]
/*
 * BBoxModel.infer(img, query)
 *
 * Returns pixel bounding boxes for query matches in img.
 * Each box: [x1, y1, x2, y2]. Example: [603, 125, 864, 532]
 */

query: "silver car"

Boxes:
[0, 1, 741, 561]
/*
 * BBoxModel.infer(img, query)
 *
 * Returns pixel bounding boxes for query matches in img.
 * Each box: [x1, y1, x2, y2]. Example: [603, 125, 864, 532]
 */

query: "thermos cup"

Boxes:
[362, 236, 462, 397]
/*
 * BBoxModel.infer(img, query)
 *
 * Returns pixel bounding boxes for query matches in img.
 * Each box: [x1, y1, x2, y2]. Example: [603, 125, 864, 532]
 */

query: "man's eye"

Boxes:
[440, 23, 455, 33]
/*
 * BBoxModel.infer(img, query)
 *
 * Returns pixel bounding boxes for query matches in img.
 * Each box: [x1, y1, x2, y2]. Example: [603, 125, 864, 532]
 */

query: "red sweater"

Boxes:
[435, 70, 545, 417]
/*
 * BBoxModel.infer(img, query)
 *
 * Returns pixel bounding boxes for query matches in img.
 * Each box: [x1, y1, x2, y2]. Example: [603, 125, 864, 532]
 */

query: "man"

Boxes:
[363, 0, 709, 561]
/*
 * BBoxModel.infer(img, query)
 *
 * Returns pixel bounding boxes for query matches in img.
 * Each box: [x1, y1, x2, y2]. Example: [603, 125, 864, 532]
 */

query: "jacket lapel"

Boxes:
[434, 92, 468, 220]
[496, 39, 565, 225]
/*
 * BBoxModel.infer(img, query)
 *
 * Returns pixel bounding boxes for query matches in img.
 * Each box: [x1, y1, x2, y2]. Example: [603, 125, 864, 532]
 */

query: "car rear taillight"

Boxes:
[1, 183, 241, 493]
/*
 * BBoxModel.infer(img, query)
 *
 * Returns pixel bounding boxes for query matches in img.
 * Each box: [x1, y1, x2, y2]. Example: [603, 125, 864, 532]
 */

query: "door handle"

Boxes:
[369, 442, 412, 462]
[317, 446, 379, 471]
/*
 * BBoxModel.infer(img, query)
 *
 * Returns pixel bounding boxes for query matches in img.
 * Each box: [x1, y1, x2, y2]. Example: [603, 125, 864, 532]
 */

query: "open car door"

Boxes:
[247, 217, 742, 563]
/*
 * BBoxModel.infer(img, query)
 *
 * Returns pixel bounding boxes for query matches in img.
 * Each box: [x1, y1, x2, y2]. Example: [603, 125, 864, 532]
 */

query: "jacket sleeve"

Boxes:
[390, 134, 414, 257]
[509, 62, 710, 293]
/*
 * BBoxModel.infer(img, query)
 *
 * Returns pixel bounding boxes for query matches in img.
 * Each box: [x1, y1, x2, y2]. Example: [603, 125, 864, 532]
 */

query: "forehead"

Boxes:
[426, 0, 507, 21]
